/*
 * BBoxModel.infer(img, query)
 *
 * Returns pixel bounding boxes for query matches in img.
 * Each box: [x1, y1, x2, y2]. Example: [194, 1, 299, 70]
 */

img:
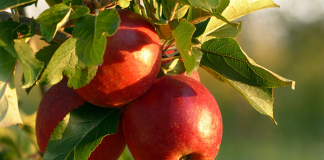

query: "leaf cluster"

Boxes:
[0, 0, 296, 159]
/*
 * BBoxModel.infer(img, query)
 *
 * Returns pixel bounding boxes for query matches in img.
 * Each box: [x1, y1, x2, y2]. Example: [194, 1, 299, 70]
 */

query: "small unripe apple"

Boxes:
[36, 78, 126, 160]
[123, 74, 222, 160]
[75, 9, 162, 108]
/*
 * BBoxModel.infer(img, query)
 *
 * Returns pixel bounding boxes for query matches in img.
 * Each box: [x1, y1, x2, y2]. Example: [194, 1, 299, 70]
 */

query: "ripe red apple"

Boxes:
[123, 74, 222, 160]
[75, 9, 162, 108]
[36, 78, 126, 160]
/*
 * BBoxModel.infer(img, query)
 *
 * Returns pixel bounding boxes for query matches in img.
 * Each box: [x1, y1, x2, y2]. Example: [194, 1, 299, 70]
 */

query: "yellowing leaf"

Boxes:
[201, 0, 279, 37]
[0, 75, 22, 127]
[0, 48, 22, 127]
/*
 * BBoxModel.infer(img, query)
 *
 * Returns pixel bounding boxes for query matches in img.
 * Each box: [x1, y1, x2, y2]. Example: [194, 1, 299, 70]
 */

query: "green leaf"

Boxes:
[23, 18, 36, 38]
[157, 24, 173, 40]
[0, 0, 37, 11]
[173, 0, 219, 11]
[0, 21, 29, 56]
[196, 21, 242, 44]
[69, 6, 90, 19]
[199, 0, 279, 37]
[66, 63, 98, 89]
[37, 3, 72, 42]
[43, 103, 120, 160]
[35, 44, 60, 67]
[161, 58, 186, 75]
[215, 0, 229, 13]
[200, 38, 295, 88]
[128, 1, 141, 15]
[206, 21, 242, 38]
[172, 4, 190, 20]
[119, 147, 133, 160]
[143, 0, 165, 23]
[200, 63, 276, 123]
[73, 9, 120, 66]
[13, 39, 44, 89]
[72, 0, 83, 5]
[187, 7, 213, 24]
[212, 12, 239, 29]
[171, 0, 238, 28]
[0, 47, 22, 127]
[0, 126, 38, 158]
[63, 0, 83, 5]
[162, 1, 189, 21]
[37, 38, 97, 89]
[46, 0, 58, 6]
[170, 20, 202, 75]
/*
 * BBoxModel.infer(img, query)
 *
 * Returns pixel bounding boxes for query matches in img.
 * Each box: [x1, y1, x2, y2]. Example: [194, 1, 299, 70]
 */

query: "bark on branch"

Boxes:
[0, 11, 71, 44]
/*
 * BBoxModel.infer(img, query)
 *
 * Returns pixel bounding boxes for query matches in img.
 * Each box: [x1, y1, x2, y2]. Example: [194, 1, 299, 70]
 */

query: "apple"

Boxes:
[75, 9, 162, 108]
[122, 74, 222, 160]
[36, 78, 126, 160]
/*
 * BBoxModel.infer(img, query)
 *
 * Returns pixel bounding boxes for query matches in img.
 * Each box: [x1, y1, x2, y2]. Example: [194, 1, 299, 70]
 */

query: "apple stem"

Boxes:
[180, 155, 192, 160]
[169, 2, 178, 21]
[161, 56, 181, 62]
[162, 40, 175, 53]
[161, 40, 168, 50]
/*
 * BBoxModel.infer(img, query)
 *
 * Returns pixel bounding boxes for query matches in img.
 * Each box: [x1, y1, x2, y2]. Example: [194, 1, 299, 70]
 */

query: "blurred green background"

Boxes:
[1, 0, 324, 159]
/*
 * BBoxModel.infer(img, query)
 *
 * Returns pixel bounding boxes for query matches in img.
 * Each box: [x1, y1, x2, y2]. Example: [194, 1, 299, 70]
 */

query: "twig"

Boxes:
[0, 11, 71, 44]
[162, 40, 175, 54]
[169, 2, 178, 22]
[161, 56, 181, 62]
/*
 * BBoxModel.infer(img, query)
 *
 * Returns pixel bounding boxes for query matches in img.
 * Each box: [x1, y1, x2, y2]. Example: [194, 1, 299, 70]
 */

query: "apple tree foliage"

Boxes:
[0, 0, 295, 159]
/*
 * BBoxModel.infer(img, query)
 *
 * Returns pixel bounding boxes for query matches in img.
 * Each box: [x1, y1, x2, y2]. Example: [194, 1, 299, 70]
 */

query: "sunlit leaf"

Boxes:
[161, 58, 186, 75]
[0, 22, 42, 90]
[200, 64, 276, 123]
[0, 47, 22, 127]
[0, 21, 29, 56]
[118, 0, 131, 8]
[37, 3, 72, 42]
[69, 6, 90, 19]
[37, 38, 97, 89]
[187, 7, 213, 24]
[35, 44, 60, 67]
[13, 39, 44, 89]
[73, 9, 120, 66]
[196, 21, 242, 44]
[199, 0, 279, 37]
[170, 20, 202, 75]
[0, 0, 37, 11]
[0, 126, 38, 158]
[174, 0, 220, 11]
[215, 0, 230, 13]
[200, 38, 295, 88]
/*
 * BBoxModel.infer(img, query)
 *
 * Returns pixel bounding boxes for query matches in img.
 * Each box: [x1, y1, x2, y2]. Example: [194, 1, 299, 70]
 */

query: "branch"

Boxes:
[0, 11, 71, 44]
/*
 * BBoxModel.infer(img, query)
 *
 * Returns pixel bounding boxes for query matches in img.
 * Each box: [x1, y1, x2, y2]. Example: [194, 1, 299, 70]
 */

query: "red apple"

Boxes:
[75, 9, 162, 108]
[123, 74, 222, 160]
[36, 78, 126, 160]
[186, 69, 200, 82]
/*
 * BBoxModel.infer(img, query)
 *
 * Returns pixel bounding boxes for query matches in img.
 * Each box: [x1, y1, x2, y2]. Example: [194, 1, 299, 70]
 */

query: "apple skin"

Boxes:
[123, 74, 222, 160]
[75, 9, 162, 108]
[185, 69, 200, 82]
[36, 78, 126, 160]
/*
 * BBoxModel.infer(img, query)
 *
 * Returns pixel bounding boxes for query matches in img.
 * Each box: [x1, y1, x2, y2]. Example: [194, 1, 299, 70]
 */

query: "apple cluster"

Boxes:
[36, 9, 223, 160]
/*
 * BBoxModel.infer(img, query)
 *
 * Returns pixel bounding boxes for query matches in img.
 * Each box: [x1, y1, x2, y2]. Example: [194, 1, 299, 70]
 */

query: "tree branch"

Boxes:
[0, 11, 71, 44]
